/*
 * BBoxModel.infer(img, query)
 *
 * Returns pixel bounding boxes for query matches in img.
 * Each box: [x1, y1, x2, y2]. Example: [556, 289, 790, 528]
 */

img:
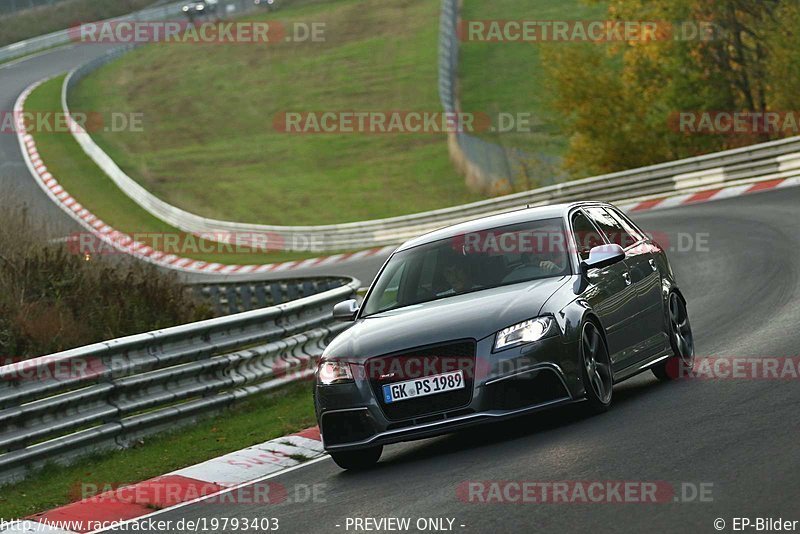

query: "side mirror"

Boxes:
[581, 244, 625, 273]
[332, 299, 359, 321]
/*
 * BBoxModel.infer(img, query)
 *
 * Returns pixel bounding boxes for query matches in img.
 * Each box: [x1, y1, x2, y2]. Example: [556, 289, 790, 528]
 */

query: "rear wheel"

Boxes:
[652, 292, 695, 381]
[580, 321, 613, 413]
[330, 445, 383, 470]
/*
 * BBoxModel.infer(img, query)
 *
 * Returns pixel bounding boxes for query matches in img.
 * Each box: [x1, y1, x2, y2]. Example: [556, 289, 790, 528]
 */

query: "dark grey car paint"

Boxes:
[315, 201, 685, 451]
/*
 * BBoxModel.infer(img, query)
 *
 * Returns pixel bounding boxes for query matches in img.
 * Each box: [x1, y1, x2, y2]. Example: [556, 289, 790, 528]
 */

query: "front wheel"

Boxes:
[652, 292, 695, 381]
[330, 445, 383, 470]
[580, 321, 613, 414]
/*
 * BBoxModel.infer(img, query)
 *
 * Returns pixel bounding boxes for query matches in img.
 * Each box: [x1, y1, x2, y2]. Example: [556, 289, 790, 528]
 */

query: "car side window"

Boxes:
[571, 211, 606, 261]
[608, 208, 646, 244]
[586, 207, 638, 249]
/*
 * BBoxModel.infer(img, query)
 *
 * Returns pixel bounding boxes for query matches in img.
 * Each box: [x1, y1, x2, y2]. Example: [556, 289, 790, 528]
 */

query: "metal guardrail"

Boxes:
[0, 2, 185, 63]
[0, 0, 266, 63]
[438, 0, 562, 194]
[0, 277, 358, 484]
[194, 276, 351, 315]
[59, 1, 800, 252]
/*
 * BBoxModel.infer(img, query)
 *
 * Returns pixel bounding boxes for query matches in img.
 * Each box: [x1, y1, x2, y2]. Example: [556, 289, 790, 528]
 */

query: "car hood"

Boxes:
[324, 276, 570, 363]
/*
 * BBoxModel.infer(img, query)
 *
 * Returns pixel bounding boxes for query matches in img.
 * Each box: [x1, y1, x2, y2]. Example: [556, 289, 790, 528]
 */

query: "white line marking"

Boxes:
[88, 455, 330, 534]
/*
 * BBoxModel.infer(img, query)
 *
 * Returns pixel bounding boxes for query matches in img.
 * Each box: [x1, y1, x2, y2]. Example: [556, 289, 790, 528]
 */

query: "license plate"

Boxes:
[382, 370, 465, 404]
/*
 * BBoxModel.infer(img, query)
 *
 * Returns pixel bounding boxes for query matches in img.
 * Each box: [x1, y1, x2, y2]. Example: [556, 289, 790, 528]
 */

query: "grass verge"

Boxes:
[459, 0, 608, 164]
[25, 76, 350, 265]
[0, 380, 317, 519]
[71, 0, 482, 225]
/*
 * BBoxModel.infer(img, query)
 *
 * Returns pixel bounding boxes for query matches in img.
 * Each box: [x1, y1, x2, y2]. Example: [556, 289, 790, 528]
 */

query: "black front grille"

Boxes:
[367, 340, 476, 421]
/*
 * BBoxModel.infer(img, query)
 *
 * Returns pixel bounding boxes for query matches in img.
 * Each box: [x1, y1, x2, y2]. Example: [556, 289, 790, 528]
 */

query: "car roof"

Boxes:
[395, 201, 610, 252]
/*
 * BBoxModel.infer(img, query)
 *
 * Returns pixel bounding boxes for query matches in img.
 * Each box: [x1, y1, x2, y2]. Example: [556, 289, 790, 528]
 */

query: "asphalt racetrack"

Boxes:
[106, 187, 800, 534]
[3, 44, 799, 534]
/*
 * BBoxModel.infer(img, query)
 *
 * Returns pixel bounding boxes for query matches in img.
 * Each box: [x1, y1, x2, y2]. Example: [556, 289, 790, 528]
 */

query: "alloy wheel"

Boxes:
[668, 293, 695, 368]
[582, 322, 613, 405]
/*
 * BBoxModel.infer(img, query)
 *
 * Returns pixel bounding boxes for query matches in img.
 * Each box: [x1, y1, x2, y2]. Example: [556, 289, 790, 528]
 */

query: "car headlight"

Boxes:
[494, 316, 556, 351]
[197, 4, 205, 9]
[182, 5, 189, 11]
[316, 360, 354, 385]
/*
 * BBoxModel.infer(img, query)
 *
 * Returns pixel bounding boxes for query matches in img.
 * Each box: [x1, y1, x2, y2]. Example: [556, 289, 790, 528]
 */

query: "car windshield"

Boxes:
[362, 218, 570, 316]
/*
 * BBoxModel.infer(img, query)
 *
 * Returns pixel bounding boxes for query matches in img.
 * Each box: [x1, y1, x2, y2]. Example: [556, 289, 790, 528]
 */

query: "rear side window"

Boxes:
[571, 211, 606, 260]
[586, 207, 638, 249]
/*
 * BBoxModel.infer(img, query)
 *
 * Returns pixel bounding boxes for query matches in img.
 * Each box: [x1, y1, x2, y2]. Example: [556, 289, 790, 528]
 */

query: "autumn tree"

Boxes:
[542, 0, 799, 177]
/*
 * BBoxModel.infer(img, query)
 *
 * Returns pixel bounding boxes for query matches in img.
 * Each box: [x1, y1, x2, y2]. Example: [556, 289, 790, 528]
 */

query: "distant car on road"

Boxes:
[253, 0, 277, 9]
[314, 202, 695, 470]
[181, 0, 218, 21]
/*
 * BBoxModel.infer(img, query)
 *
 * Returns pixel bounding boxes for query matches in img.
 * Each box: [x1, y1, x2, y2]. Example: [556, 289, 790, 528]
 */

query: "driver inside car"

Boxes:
[532, 251, 568, 275]
[439, 259, 477, 296]
[501, 236, 569, 283]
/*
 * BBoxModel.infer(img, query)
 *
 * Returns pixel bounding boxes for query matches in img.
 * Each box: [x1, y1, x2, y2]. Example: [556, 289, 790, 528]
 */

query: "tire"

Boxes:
[652, 292, 695, 381]
[580, 320, 613, 414]
[330, 446, 383, 470]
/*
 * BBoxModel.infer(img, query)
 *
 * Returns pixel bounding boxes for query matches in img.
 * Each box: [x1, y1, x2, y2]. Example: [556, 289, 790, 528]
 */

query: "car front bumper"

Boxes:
[315, 334, 582, 452]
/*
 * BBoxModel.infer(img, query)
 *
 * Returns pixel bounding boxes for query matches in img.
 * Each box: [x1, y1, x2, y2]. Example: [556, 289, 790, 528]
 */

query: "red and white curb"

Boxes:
[1, 428, 325, 534]
[619, 176, 800, 213]
[14, 79, 393, 276]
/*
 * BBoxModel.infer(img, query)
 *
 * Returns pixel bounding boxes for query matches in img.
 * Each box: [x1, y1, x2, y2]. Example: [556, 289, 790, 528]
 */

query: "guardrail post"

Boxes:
[255, 284, 267, 308]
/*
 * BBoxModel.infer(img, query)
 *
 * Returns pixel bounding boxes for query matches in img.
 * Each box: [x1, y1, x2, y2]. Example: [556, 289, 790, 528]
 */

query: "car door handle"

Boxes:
[622, 272, 632, 286]
[649, 259, 657, 271]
